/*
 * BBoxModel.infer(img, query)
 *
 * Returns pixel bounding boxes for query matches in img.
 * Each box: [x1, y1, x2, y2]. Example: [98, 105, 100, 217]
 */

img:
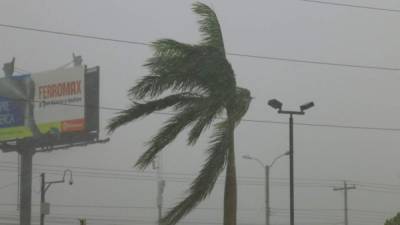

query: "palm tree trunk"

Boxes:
[223, 117, 237, 225]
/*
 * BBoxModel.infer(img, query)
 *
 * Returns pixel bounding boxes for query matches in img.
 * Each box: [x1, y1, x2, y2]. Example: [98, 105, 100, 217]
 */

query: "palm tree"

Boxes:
[107, 2, 251, 225]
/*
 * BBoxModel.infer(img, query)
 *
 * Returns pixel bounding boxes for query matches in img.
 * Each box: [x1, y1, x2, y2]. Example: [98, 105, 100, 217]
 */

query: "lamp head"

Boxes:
[300, 102, 314, 112]
[62, 169, 73, 185]
[268, 99, 282, 110]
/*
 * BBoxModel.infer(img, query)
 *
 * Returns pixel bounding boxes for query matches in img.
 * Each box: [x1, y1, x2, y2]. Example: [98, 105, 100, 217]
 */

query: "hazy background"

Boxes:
[0, 0, 400, 225]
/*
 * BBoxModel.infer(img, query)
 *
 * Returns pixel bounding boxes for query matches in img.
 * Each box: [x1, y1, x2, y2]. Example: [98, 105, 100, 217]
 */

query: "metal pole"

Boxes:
[265, 165, 270, 225]
[40, 173, 45, 225]
[268, 99, 313, 225]
[19, 148, 34, 225]
[289, 114, 294, 225]
[344, 181, 348, 225]
[17, 154, 21, 211]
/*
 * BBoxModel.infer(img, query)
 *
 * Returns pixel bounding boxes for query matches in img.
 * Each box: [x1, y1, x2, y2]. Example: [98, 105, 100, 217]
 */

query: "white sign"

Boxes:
[33, 67, 85, 133]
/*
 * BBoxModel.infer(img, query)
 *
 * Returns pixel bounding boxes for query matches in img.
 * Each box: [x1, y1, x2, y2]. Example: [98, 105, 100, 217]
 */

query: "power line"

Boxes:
[0, 24, 149, 47]
[0, 211, 377, 225]
[299, 0, 400, 13]
[0, 204, 389, 218]
[0, 181, 18, 190]
[0, 161, 344, 186]
[2, 162, 400, 193]
[0, 175, 38, 190]
[357, 187, 400, 195]
[2, 160, 400, 189]
[0, 203, 259, 213]
[239, 118, 400, 132]
[0, 23, 399, 71]
[273, 207, 395, 216]
[0, 208, 388, 225]
[228, 52, 400, 71]
[0, 164, 337, 188]
[0, 160, 335, 183]
[0, 161, 400, 193]
[0, 160, 368, 187]
[2, 96, 400, 133]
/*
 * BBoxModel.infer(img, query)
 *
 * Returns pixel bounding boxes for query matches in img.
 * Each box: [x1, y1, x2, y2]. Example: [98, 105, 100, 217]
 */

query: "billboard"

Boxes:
[34, 67, 85, 134]
[0, 66, 98, 143]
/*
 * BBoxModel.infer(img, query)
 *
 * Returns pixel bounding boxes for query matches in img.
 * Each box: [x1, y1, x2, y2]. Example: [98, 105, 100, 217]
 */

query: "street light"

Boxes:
[300, 102, 314, 112]
[267, 99, 282, 110]
[40, 169, 73, 225]
[242, 151, 289, 225]
[268, 99, 314, 225]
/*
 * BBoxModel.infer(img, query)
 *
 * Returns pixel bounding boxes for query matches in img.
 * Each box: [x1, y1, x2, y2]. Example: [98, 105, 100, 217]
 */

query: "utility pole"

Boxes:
[40, 170, 73, 225]
[333, 181, 356, 225]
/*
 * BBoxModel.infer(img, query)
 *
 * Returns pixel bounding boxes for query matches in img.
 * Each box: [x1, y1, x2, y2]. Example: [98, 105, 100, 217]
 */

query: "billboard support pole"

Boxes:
[19, 147, 34, 225]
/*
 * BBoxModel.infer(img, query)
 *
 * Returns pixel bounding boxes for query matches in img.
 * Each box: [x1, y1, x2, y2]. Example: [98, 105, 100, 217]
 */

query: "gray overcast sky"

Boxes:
[0, 0, 400, 225]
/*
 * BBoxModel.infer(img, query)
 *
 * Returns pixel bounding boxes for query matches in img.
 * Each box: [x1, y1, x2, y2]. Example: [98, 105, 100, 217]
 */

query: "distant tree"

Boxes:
[78, 218, 86, 225]
[107, 2, 251, 225]
[385, 213, 400, 225]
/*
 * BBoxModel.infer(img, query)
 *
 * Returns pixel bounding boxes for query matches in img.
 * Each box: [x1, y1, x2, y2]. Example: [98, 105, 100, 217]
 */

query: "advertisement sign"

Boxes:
[33, 67, 85, 134]
[0, 67, 86, 142]
[0, 75, 32, 141]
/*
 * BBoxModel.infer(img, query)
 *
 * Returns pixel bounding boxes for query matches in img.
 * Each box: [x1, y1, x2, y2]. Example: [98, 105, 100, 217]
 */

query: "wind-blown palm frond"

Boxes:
[107, 93, 200, 133]
[187, 100, 224, 145]
[229, 87, 252, 125]
[130, 39, 232, 100]
[129, 39, 202, 99]
[193, 2, 225, 53]
[161, 120, 231, 225]
[135, 97, 212, 169]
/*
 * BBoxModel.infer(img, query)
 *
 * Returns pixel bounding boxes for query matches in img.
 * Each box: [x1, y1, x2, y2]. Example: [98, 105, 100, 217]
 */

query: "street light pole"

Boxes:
[243, 152, 288, 225]
[268, 99, 314, 225]
[40, 170, 73, 225]
[265, 165, 270, 225]
[289, 114, 294, 225]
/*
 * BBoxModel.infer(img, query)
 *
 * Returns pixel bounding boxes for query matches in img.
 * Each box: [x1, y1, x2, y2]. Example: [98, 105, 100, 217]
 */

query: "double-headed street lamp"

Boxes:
[40, 169, 73, 225]
[242, 152, 289, 225]
[268, 99, 314, 225]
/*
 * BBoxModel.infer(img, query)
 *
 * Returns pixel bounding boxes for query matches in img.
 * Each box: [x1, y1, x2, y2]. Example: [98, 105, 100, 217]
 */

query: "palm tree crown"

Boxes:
[108, 2, 251, 225]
